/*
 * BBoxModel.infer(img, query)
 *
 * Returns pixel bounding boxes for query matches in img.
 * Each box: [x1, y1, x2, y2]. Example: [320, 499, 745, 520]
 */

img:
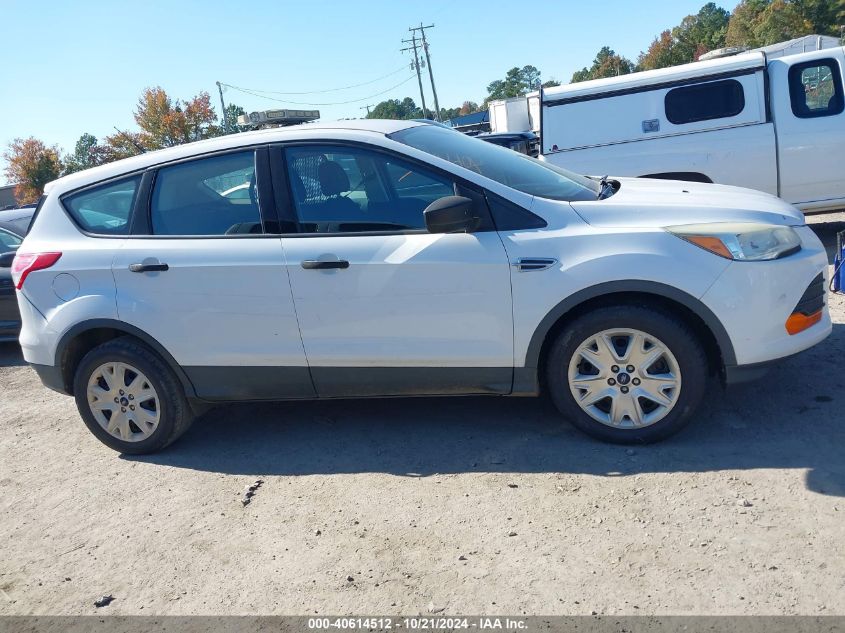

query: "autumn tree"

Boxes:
[459, 101, 481, 115]
[571, 47, 636, 82]
[133, 87, 218, 148]
[3, 137, 63, 204]
[725, 0, 839, 48]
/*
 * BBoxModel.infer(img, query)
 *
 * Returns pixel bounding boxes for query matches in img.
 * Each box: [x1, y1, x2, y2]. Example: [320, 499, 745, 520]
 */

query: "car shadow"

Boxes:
[0, 342, 25, 367]
[127, 323, 845, 498]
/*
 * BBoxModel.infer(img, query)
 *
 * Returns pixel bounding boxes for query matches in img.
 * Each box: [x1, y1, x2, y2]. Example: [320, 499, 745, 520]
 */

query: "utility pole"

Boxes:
[360, 104, 376, 116]
[401, 34, 428, 119]
[216, 81, 228, 134]
[410, 23, 441, 121]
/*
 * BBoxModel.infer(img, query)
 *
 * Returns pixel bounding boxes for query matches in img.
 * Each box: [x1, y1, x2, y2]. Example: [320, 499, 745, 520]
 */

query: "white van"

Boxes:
[539, 46, 845, 213]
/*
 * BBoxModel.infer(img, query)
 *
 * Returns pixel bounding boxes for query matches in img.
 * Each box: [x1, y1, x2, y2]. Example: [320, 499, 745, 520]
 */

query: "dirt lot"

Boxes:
[1, 215, 843, 616]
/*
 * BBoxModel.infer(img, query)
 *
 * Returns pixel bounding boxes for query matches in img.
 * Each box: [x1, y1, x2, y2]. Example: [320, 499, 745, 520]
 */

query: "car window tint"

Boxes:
[151, 152, 263, 236]
[285, 146, 455, 234]
[64, 176, 140, 235]
[789, 59, 845, 118]
[664, 79, 745, 124]
[0, 228, 22, 251]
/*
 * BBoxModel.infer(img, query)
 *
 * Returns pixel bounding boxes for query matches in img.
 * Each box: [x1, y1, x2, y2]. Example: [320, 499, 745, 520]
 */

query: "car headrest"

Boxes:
[318, 161, 350, 197]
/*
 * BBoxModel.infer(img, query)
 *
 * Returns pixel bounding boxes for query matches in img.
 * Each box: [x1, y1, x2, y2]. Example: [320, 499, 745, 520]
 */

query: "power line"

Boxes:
[223, 74, 416, 107]
[219, 65, 409, 96]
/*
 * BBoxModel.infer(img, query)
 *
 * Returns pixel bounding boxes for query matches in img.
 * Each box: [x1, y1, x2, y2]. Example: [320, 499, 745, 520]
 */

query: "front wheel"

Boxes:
[546, 304, 709, 443]
[73, 337, 194, 454]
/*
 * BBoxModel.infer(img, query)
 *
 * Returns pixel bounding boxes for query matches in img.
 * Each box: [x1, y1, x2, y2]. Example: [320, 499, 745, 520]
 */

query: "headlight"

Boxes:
[665, 222, 802, 261]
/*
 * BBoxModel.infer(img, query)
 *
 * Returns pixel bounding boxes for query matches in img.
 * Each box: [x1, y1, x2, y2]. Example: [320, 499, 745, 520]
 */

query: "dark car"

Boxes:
[475, 131, 539, 157]
[0, 206, 34, 342]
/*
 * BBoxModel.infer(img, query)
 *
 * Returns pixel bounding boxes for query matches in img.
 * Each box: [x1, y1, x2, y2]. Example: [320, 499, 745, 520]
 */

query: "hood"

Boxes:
[569, 177, 803, 228]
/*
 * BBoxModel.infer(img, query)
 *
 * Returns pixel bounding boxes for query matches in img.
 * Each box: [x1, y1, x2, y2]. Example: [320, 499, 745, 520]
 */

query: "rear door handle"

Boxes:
[301, 260, 349, 270]
[129, 263, 169, 273]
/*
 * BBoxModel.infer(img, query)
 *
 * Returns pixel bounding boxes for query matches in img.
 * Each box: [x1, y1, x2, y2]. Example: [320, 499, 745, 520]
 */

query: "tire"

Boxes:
[73, 336, 194, 454]
[545, 303, 708, 444]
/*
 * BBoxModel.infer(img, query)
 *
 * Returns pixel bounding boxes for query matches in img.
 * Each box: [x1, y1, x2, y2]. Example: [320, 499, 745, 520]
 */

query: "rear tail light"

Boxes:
[11, 252, 62, 289]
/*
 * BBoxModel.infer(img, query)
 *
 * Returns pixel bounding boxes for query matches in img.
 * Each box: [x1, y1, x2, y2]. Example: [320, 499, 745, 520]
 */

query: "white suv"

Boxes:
[8, 120, 830, 453]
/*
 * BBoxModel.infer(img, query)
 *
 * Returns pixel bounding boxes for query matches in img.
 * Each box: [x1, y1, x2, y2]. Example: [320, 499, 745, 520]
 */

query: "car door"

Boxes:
[111, 148, 314, 400]
[770, 53, 845, 208]
[275, 143, 514, 397]
[0, 227, 23, 328]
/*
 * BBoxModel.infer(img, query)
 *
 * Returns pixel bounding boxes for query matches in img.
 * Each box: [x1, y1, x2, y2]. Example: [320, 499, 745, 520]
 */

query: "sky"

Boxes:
[1, 0, 711, 185]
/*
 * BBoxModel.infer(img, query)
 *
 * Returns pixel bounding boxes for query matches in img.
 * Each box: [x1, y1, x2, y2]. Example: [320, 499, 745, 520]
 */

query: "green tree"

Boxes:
[63, 133, 102, 174]
[366, 97, 422, 119]
[221, 103, 249, 134]
[484, 65, 543, 104]
[673, 2, 731, 60]
[572, 47, 636, 82]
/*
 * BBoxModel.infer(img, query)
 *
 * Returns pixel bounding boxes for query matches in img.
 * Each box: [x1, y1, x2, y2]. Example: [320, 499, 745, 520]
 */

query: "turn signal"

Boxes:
[785, 309, 822, 335]
[11, 252, 62, 289]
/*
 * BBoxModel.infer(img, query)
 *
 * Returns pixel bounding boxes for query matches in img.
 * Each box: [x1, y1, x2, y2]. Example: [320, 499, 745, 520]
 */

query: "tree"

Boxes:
[725, 0, 833, 48]
[572, 47, 636, 82]
[366, 97, 422, 119]
[542, 78, 562, 88]
[3, 137, 63, 204]
[133, 86, 218, 148]
[672, 2, 731, 60]
[484, 65, 543, 104]
[638, 30, 688, 70]
[459, 101, 481, 115]
[222, 103, 249, 134]
[63, 133, 102, 174]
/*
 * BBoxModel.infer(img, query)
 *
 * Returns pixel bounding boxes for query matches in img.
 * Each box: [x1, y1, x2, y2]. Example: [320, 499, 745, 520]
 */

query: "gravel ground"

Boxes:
[0, 214, 843, 616]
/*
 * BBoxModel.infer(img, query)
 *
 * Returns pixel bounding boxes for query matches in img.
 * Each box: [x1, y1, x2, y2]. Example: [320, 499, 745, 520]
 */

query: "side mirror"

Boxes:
[423, 196, 479, 234]
[0, 252, 14, 269]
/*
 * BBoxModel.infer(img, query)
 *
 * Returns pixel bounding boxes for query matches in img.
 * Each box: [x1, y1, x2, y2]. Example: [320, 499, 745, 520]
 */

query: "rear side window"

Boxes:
[150, 151, 262, 236]
[64, 176, 140, 235]
[664, 79, 745, 124]
[788, 59, 844, 118]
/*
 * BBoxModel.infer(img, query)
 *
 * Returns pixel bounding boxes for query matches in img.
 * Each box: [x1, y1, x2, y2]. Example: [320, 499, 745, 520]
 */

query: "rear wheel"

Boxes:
[546, 304, 708, 443]
[73, 337, 194, 454]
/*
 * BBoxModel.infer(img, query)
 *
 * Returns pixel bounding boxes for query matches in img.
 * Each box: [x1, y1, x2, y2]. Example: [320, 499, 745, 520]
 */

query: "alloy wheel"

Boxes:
[567, 328, 682, 429]
[86, 362, 161, 442]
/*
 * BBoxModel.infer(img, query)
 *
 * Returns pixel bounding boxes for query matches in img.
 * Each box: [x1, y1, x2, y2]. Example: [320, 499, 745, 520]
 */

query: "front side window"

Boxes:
[285, 145, 456, 233]
[664, 79, 745, 125]
[389, 125, 599, 202]
[789, 59, 844, 118]
[63, 176, 140, 235]
[150, 151, 262, 236]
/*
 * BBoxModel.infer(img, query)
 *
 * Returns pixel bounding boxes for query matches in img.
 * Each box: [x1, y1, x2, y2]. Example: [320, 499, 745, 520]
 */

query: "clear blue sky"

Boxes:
[2, 0, 712, 184]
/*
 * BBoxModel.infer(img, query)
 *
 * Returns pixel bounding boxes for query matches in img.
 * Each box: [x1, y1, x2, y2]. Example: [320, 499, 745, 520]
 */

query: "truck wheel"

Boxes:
[546, 304, 708, 443]
[73, 337, 194, 454]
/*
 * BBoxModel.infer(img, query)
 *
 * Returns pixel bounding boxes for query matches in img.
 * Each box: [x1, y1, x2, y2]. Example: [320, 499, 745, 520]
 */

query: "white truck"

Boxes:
[538, 45, 845, 213]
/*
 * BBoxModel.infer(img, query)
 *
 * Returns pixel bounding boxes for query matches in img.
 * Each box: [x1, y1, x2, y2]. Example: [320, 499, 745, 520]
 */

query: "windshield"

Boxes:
[390, 124, 600, 202]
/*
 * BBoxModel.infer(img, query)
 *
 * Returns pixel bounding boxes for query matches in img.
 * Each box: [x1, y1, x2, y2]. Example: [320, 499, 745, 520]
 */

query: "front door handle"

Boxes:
[301, 260, 349, 270]
[129, 262, 169, 273]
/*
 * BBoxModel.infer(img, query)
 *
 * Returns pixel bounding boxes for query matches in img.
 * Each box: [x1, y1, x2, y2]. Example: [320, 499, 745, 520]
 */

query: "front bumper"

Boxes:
[701, 225, 832, 368]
